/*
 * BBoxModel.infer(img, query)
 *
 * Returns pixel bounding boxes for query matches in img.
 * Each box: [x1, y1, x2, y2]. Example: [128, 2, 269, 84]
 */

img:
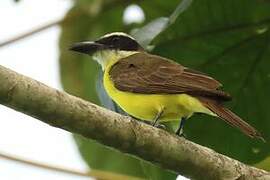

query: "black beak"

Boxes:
[69, 41, 105, 55]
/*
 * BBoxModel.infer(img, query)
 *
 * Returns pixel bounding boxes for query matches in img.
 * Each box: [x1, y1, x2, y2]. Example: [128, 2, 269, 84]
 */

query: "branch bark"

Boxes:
[0, 64, 269, 180]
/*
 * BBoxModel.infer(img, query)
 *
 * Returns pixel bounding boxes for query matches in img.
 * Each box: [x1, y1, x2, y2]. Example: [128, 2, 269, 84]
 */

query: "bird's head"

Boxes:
[69, 32, 144, 69]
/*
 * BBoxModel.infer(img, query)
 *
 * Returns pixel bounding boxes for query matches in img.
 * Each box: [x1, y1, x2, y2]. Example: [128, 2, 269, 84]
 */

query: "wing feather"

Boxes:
[110, 53, 231, 101]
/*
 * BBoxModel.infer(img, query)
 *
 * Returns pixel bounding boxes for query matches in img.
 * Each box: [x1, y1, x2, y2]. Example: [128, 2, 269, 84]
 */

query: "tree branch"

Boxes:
[0, 151, 141, 180]
[0, 19, 61, 48]
[0, 0, 137, 48]
[0, 64, 269, 180]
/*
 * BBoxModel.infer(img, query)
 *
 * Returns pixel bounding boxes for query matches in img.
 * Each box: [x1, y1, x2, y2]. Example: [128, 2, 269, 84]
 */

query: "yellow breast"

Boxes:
[103, 66, 214, 122]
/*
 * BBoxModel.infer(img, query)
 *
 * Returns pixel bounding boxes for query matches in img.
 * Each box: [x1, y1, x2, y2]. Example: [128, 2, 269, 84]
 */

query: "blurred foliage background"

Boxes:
[59, 0, 270, 179]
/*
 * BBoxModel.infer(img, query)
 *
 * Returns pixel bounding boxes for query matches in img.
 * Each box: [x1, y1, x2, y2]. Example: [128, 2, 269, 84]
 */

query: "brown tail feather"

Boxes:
[199, 98, 264, 141]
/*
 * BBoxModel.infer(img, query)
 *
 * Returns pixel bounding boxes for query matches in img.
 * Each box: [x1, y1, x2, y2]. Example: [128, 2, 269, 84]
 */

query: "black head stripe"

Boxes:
[96, 35, 143, 51]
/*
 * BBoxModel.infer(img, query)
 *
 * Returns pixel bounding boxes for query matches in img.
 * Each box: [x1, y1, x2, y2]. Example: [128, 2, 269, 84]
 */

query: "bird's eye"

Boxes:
[111, 36, 120, 43]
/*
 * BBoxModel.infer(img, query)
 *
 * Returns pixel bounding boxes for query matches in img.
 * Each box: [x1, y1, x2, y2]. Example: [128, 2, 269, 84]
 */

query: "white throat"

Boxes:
[92, 50, 138, 70]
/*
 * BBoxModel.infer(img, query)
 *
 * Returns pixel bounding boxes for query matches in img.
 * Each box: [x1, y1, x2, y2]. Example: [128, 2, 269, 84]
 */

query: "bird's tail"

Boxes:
[198, 97, 264, 141]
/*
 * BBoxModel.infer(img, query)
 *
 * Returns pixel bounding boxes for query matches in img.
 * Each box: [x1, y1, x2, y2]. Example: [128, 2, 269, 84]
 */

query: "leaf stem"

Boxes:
[169, 0, 193, 25]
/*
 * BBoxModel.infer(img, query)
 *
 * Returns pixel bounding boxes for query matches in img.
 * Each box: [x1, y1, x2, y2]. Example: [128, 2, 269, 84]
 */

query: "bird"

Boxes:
[69, 32, 264, 141]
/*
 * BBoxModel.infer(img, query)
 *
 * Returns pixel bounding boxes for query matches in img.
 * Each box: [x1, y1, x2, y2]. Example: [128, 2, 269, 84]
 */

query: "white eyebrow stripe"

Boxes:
[101, 32, 135, 40]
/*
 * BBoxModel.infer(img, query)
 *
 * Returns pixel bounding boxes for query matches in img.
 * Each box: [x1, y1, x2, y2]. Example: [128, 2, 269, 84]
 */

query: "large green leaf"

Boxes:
[59, 3, 145, 178]
[152, 0, 270, 167]
[59, 0, 270, 178]
[132, 0, 192, 48]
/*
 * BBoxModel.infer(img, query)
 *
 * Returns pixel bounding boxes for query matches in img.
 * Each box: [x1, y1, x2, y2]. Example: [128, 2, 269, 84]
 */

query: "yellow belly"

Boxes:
[103, 70, 215, 122]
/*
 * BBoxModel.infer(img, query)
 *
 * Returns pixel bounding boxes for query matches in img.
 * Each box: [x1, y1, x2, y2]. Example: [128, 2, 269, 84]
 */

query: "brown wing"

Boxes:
[109, 53, 231, 101]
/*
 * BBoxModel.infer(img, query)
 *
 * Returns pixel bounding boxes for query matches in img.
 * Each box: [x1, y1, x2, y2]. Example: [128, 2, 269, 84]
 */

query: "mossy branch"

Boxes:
[0, 64, 269, 180]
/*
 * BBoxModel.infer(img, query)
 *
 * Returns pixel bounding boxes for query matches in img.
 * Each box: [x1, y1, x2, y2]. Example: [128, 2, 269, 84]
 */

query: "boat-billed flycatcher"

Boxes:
[70, 32, 263, 140]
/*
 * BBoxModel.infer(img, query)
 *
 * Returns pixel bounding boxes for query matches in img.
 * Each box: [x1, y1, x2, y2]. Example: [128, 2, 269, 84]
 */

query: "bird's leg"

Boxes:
[141, 120, 165, 129]
[152, 109, 164, 127]
[176, 117, 187, 136]
[129, 113, 165, 129]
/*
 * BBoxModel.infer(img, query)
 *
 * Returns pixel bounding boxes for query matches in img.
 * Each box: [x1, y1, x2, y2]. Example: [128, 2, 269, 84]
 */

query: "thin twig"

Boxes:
[0, 0, 136, 48]
[0, 151, 143, 180]
[0, 19, 62, 48]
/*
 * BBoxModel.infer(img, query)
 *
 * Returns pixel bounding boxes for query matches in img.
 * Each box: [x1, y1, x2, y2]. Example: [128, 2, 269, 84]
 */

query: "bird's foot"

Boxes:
[175, 128, 186, 138]
[151, 121, 166, 129]
[177, 132, 187, 138]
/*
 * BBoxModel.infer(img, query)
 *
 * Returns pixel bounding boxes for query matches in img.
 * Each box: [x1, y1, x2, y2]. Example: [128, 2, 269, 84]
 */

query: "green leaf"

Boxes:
[152, 0, 270, 169]
[59, 0, 270, 178]
[73, 136, 146, 177]
[132, 17, 169, 49]
[132, 0, 192, 48]
[140, 161, 177, 180]
[169, 0, 193, 24]
[256, 156, 270, 171]
[59, 5, 101, 104]
[59, 4, 146, 178]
